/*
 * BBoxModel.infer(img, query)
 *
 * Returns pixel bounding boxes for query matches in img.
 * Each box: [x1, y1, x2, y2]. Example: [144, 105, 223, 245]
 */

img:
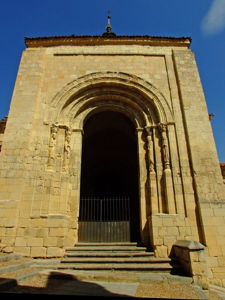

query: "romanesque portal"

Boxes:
[79, 111, 140, 243]
[0, 34, 224, 287]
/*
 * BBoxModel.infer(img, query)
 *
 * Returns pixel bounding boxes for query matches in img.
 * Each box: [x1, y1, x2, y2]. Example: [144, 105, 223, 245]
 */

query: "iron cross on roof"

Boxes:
[106, 10, 112, 33]
[102, 11, 116, 37]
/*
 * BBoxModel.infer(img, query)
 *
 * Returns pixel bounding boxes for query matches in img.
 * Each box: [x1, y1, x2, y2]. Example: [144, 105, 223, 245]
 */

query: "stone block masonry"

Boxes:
[13, 215, 71, 257]
[0, 35, 224, 288]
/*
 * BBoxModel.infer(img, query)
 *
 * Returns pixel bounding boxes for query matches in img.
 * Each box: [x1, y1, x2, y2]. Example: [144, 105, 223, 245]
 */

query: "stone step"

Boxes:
[0, 253, 22, 263]
[60, 243, 173, 274]
[74, 242, 138, 247]
[64, 243, 153, 259]
[1, 266, 41, 282]
[0, 255, 44, 292]
[0, 260, 34, 276]
[65, 245, 147, 252]
[64, 251, 154, 258]
[61, 257, 170, 264]
[58, 263, 172, 272]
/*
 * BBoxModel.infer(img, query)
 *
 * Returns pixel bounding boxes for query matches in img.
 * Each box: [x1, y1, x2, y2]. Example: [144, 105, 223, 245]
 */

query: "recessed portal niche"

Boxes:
[79, 111, 140, 242]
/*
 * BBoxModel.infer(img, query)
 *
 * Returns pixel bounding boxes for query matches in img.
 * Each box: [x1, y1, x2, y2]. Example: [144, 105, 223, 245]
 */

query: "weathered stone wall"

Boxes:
[0, 37, 224, 286]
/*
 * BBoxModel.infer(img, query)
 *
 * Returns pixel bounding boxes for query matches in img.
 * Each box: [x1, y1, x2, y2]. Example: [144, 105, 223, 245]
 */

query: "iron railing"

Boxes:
[78, 196, 130, 242]
[79, 196, 130, 222]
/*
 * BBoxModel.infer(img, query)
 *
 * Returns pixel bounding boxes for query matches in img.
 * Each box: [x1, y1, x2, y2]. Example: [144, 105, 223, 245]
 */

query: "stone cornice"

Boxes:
[24, 35, 192, 48]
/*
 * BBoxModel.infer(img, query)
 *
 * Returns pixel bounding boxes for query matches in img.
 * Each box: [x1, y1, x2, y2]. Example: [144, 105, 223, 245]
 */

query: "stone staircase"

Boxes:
[58, 242, 173, 273]
[0, 243, 175, 292]
[0, 253, 41, 291]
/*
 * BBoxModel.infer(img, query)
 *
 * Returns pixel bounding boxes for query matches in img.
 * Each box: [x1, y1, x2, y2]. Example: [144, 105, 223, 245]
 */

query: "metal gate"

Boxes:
[78, 196, 130, 242]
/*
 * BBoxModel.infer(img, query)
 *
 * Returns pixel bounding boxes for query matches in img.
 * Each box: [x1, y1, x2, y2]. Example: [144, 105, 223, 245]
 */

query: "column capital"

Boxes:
[158, 123, 168, 133]
[144, 126, 153, 135]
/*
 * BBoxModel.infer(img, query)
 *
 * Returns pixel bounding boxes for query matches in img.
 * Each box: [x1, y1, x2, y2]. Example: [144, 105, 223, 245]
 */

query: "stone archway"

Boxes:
[47, 71, 173, 127]
[78, 111, 140, 243]
[46, 71, 176, 247]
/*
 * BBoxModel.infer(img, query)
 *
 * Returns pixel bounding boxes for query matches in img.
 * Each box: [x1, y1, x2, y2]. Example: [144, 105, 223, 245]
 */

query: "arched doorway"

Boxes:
[78, 111, 140, 243]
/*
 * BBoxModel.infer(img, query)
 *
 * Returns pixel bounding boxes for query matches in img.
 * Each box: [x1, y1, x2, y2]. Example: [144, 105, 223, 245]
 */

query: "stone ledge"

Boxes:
[174, 240, 205, 251]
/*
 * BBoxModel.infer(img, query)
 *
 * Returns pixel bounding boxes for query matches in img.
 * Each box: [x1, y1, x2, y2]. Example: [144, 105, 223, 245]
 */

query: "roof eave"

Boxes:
[24, 35, 192, 48]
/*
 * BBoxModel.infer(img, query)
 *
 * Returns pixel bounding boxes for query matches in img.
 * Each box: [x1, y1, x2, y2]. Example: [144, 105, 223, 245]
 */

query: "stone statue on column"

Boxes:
[145, 126, 158, 214]
[63, 127, 72, 170]
[47, 123, 58, 168]
[158, 123, 170, 170]
[158, 123, 176, 214]
[145, 127, 155, 173]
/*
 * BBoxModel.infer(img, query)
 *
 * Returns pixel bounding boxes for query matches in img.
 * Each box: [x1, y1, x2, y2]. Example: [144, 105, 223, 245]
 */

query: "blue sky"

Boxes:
[0, 0, 224, 162]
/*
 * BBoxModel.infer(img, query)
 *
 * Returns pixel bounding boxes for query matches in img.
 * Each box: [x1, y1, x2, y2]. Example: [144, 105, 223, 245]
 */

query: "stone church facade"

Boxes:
[0, 32, 224, 286]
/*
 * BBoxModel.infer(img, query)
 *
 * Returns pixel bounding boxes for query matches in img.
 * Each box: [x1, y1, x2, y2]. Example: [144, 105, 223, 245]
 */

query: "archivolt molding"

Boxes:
[66, 91, 151, 129]
[75, 99, 146, 130]
[47, 71, 174, 129]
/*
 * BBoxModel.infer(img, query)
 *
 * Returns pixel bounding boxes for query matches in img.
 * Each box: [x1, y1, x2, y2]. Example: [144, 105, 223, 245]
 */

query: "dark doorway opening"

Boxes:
[79, 111, 140, 242]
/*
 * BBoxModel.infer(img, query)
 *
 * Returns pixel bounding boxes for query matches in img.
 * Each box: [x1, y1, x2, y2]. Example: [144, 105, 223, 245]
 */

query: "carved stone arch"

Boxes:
[69, 93, 149, 129]
[47, 71, 174, 127]
[75, 101, 144, 130]
[45, 71, 176, 245]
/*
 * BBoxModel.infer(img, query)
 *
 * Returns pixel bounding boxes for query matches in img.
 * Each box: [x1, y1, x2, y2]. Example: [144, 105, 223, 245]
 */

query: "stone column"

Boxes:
[158, 123, 176, 214]
[145, 126, 158, 214]
[136, 128, 149, 244]
[167, 123, 186, 216]
[68, 128, 83, 245]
